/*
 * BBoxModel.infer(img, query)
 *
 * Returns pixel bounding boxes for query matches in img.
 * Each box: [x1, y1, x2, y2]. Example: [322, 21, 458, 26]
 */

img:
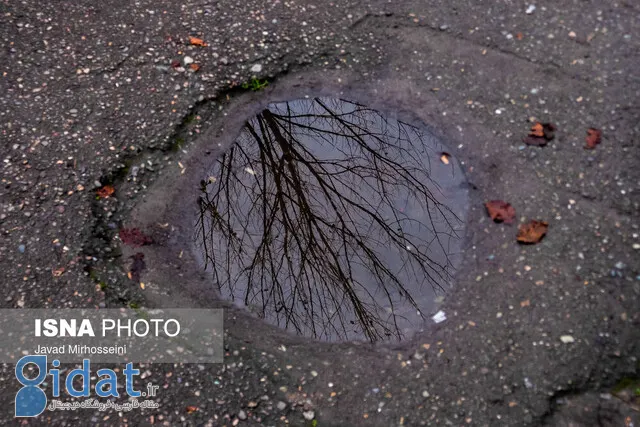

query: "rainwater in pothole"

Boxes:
[194, 97, 469, 342]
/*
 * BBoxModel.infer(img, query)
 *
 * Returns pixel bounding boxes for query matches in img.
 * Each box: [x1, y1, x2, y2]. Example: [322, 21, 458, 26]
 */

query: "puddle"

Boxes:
[194, 97, 469, 342]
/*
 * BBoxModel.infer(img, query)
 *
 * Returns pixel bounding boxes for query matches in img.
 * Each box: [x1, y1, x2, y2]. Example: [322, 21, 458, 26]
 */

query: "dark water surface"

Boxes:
[195, 97, 469, 342]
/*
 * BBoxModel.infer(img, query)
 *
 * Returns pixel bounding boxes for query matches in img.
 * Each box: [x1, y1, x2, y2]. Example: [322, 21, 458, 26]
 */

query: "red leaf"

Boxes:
[517, 220, 549, 244]
[96, 184, 115, 199]
[485, 200, 516, 224]
[119, 228, 153, 247]
[585, 128, 601, 149]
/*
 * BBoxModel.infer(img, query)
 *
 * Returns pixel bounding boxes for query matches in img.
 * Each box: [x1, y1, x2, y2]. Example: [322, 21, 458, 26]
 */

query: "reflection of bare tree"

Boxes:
[196, 98, 464, 342]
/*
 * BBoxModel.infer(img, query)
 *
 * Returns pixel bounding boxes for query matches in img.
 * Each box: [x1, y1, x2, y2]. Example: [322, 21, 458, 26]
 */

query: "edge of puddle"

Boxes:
[124, 68, 486, 353]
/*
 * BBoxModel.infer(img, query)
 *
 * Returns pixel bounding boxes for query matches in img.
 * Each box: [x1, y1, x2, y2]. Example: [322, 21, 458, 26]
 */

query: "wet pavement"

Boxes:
[1, 0, 639, 426]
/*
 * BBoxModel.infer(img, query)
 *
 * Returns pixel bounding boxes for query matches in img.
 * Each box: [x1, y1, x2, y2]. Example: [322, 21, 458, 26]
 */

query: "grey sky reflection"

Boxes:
[196, 97, 469, 342]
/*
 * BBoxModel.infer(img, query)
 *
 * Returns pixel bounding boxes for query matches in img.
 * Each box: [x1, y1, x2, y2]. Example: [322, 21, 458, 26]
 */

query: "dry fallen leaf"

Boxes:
[524, 122, 556, 146]
[585, 127, 602, 149]
[186, 406, 198, 414]
[517, 220, 549, 244]
[529, 122, 544, 138]
[189, 63, 200, 71]
[520, 299, 530, 307]
[516, 32, 524, 40]
[485, 200, 516, 224]
[52, 267, 65, 277]
[119, 228, 153, 247]
[96, 184, 115, 198]
[189, 37, 207, 47]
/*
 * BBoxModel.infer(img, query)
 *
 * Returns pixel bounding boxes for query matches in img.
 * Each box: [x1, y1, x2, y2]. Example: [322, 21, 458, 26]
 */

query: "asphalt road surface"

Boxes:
[1, 0, 639, 425]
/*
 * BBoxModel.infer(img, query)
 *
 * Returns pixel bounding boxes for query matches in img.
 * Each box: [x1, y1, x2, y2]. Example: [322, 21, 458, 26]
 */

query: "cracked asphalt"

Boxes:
[1, 0, 639, 426]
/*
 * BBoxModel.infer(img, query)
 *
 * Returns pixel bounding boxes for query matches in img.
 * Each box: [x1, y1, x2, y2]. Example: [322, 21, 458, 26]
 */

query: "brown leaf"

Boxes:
[96, 184, 115, 199]
[129, 253, 146, 283]
[485, 200, 516, 224]
[524, 122, 556, 146]
[170, 60, 181, 68]
[529, 123, 544, 138]
[523, 135, 548, 146]
[520, 299, 530, 307]
[189, 63, 200, 72]
[186, 406, 198, 414]
[517, 220, 549, 244]
[541, 123, 557, 140]
[119, 228, 153, 247]
[585, 128, 601, 149]
[188, 37, 207, 47]
[52, 267, 65, 277]
[516, 32, 524, 40]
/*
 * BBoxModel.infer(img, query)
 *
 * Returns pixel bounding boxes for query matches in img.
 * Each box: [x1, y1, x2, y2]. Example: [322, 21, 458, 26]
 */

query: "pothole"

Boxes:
[194, 97, 469, 342]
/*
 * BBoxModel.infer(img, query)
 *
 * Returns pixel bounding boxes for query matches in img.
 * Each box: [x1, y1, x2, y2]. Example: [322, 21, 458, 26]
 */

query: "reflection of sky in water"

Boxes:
[195, 98, 469, 342]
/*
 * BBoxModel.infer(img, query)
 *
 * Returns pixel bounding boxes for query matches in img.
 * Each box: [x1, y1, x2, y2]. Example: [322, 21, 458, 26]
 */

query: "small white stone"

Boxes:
[526, 5, 536, 14]
[632, 243, 640, 250]
[183, 56, 194, 65]
[303, 410, 315, 420]
[560, 335, 575, 344]
[251, 64, 263, 73]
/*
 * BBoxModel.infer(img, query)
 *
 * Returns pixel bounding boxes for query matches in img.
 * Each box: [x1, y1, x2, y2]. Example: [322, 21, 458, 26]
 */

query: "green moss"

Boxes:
[612, 377, 640, 393]
[241, 78, 269, 91]
[88, 268, 100, 282]
[169, 136, 186, 152]
[184, 113, 197, 124]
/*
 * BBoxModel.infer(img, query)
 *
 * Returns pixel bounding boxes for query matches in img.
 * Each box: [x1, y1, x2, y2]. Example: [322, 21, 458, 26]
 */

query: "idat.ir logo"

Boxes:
[15, 354, 143, 417]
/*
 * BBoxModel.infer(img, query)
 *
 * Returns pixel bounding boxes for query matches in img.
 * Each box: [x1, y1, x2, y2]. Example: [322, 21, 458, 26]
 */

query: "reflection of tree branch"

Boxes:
[195, 98, 464, 341]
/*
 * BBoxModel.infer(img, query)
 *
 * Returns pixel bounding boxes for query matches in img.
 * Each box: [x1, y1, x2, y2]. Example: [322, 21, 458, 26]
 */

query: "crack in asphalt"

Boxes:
[349, 12, 597, 84]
